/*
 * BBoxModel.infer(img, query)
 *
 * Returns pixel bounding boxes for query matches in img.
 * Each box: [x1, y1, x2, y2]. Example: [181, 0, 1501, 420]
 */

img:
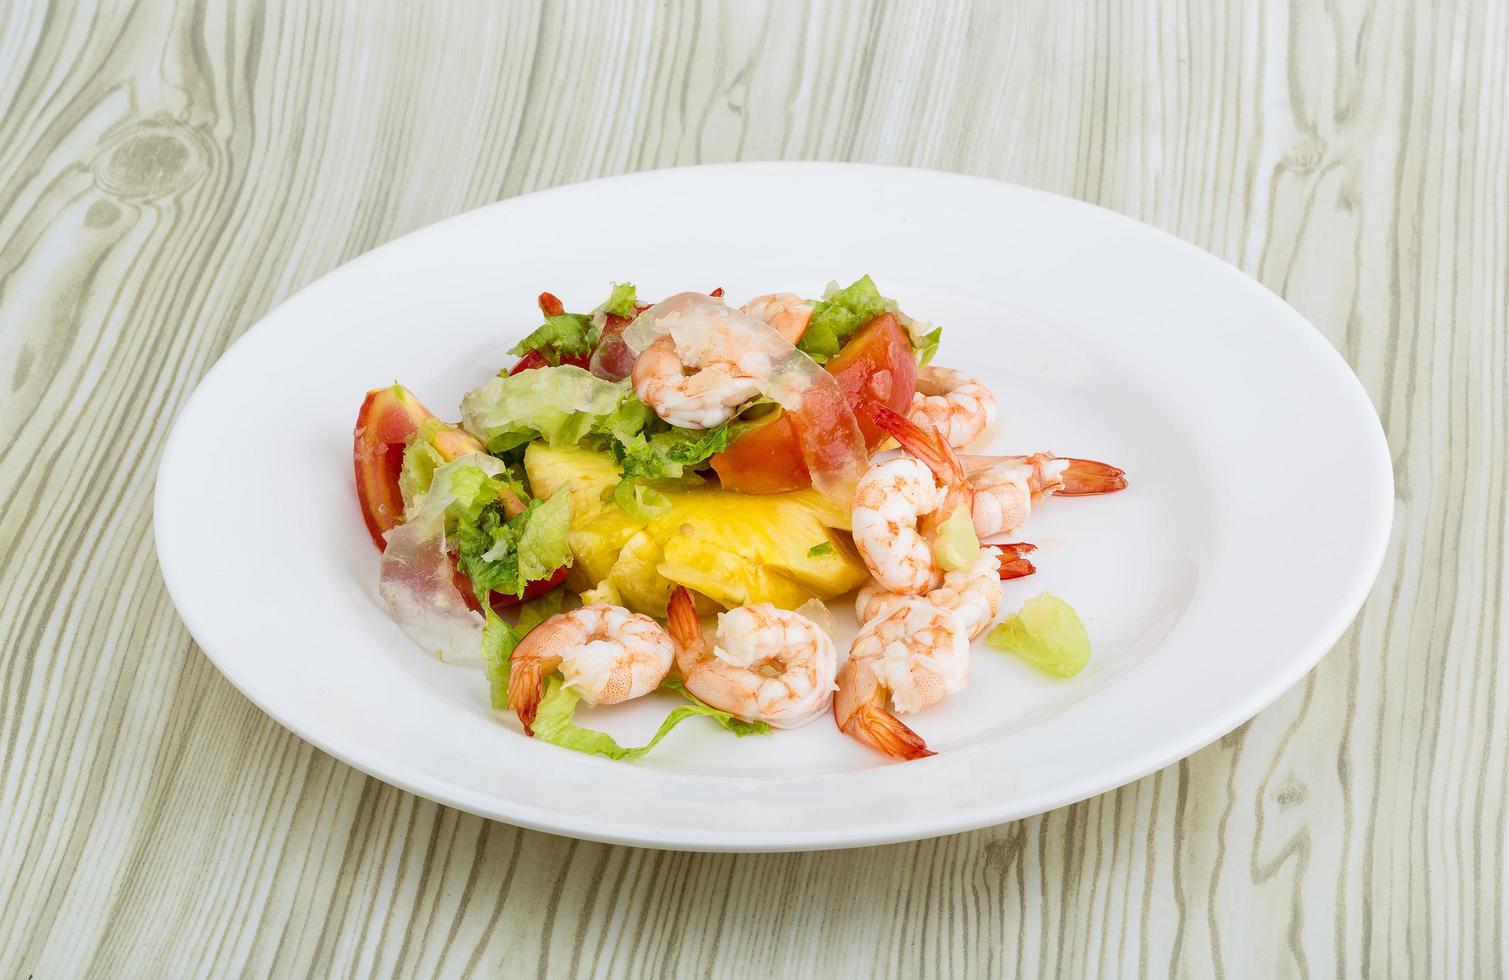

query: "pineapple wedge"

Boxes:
[524, 443, 867, 616]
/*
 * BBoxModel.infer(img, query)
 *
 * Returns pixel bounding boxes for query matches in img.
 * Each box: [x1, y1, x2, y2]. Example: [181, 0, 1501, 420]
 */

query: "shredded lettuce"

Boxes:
[798, 275, 895, 363]
[461, 366, 650, 453]
[508, 284, 637, 362]
[930, 504, 980, 571]
[398, 436, 447, 514]
[481, 610, 514, 708]
[612, 421, 740, 481]
[662, 678, 770, 737]
[611, 405, 774, 484]
[987, 594, 1091, 678]
[531, 675, 770, 761]
[455, 486, 573, 602]
[441, 464, 509, 525]
[481, 591, 566, 709]
[596, 386, 656, 439]
[599, 282, 638, 319]
[508, 312, 596, 364]
[608, 417, 758, 518]
[515, 487, 573, 584]
[912, 324, 943, 366]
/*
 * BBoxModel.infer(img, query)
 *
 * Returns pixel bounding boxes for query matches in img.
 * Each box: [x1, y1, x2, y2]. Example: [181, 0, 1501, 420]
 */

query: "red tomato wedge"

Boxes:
[711, 313, 918, 493]
[354, 385, 485, 548]
[509, 349, 590, 374]
[352, 385, 568, 604]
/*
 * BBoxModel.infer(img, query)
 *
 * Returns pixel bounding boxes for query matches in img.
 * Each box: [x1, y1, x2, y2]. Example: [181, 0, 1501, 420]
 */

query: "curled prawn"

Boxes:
[872, 401, 1128, 541]
[849, 453, 950, 595]
[834, 599, 971, 760]
[960, 453, 1127, 538]
[665, 587, 838, 728]
[507, 604, 676, 734]
[740, 292, 812, 344]
[855, 546, 1029, 640]
[909, 366, 998, 448]
[631, 324, 772, 429]
[851, 403, 977, 596]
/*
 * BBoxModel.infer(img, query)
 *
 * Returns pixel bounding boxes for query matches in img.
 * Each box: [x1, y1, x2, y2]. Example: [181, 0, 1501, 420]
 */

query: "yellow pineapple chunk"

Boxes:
[524, 443, 867, 616]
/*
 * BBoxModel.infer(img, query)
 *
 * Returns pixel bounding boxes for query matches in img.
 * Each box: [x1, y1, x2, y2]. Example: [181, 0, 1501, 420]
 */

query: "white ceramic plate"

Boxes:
[155, 164, 1392, 851]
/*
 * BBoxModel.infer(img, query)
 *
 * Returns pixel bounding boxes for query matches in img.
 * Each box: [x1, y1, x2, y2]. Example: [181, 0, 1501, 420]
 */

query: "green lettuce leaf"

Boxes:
[929, 503, 980, 571]
[508, 312, 595, 364]
[599, 282, 638, 318]
[481, 590, 566, 709]
[605, 408, 773, 517]
[461, 366, 650, 453]
[912, 324, 943, 366]
[531, 675, 771, 761]
[515, 487, 573, 584]
[398, 436, 447, 515]
[612, 407, 773, 482]
[400, 455, 511, 532]
[661, 678, 771, 737]
[614, 426, 731, 480]
[441, 465, 508, 525]
[987, 593, 1091, 678]
[481, 608, 515, 710]
[455, 487, 573, 602]
[453, 510, 519, 599]
[596, 387, 657, 441]
[797, 275, 894, 363]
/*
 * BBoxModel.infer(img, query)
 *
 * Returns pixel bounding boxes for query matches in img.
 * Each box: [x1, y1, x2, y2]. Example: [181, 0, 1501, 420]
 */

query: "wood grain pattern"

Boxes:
[1, 0, 1504, 975]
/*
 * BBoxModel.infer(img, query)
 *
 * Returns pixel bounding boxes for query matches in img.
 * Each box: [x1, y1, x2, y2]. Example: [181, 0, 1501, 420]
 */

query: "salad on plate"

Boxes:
[353, 279, 1126, 762]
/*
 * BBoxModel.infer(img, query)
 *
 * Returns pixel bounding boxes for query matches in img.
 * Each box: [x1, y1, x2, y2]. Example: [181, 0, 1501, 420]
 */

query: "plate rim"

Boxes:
[153, 161, 1394, 851]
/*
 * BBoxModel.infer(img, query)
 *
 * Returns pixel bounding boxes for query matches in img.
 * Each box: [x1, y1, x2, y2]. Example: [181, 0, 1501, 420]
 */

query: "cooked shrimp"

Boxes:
[850, 454, 950, 595]
[855, 551, 1006, 640]
[852, 403, 979, 595]
[740, 292, 812, 344]
[631, 325, 772, 429]
[909, 366, 998, 448]
[507, 604, 676, 734]
[834, 600, 971, 760]
[961, 453, 1127, 538]
[853, 544, 1035, 639]
[666, 587, 838, 728]
[874, 400, 1128, 540]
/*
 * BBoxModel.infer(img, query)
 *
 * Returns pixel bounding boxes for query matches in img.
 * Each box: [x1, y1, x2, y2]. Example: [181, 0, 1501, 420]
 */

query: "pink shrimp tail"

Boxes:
[1058, 458, 1128, 495]
[992, 542, 1038, 580]
[508, 657, 550, 737]
[959, 453, 1128, 496]
[666, 586, 703, 649]
[864, 403, 965, 484]
[842, 706, 935, 760]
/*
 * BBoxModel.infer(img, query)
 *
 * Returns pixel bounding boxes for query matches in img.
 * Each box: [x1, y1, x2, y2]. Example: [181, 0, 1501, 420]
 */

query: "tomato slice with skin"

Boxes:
[354, 384, 566, 594]
[509, 349, 590, 374]
[354, 385, 461, 548]
[710, 313, 917, 493]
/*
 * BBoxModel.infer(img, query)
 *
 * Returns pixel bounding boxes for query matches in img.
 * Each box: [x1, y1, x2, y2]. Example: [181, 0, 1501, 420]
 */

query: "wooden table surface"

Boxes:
[3, 1, 1505, 976]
